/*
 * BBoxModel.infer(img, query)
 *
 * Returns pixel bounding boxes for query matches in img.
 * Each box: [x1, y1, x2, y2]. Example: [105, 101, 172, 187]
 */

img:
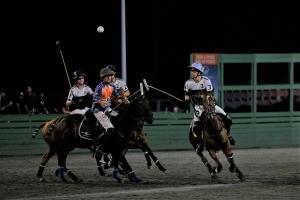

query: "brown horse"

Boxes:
[34, 95, 160, 183]
[189, 91, 245, 181]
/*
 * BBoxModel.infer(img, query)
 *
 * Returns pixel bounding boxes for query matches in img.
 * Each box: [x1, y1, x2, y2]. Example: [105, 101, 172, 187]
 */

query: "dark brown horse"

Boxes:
[34, 95, 162, 183]
[189, 91, 245, 181]
[99, 95, 167, 174]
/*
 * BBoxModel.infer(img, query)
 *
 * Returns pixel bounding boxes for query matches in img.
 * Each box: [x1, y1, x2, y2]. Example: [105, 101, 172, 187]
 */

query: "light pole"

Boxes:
[121, 0, 127, 83]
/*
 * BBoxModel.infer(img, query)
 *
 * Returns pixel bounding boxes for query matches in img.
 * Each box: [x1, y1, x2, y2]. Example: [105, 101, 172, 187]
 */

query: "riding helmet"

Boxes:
[73, 70, 86, 80]
[188, 63, 205, 74]
[100, 68, 115, 78]
[106, 65, 117, 73]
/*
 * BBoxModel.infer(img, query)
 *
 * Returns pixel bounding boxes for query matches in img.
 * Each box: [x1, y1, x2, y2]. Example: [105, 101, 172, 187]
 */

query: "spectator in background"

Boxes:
[24, 86, 39, 114]
[15, 92, 28, 114]
[0, 90, 14, 114]
[37, 92, 50, 114]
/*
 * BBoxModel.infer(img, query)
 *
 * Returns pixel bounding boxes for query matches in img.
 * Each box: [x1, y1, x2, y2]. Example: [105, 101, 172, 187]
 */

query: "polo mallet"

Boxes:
[142, 79, 183, 102]
[56, 41, 72, 89]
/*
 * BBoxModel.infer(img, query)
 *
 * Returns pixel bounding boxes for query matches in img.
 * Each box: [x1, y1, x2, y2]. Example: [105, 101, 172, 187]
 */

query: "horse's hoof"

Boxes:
[39, 177, 45, 182]
[55, 169, 59, 176]
[99, 172, 106, 176]
[76, 178, 83, 183]
[114, 177, 122, 183]
[60, 177, 68, 183]
[129, 177, 142, 184]
[238, 174, 246, 181]
[210, 173, 218, 179]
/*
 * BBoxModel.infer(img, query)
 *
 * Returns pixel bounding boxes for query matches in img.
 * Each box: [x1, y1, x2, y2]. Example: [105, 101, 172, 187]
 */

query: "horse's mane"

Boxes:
[204, 113, 223, 135]
[113, 96, 153, 131]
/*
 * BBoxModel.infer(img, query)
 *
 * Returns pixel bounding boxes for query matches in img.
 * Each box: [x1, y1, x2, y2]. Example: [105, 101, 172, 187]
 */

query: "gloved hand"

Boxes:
[117, 96, 130, 105]
[105, 108, 119, 117]
[123, 97, 130, 105]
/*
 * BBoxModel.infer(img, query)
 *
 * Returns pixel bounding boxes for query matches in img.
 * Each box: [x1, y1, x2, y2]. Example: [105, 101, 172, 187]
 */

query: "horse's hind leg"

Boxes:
[225, 152, 245, 181]
[37, 147, 55, 182]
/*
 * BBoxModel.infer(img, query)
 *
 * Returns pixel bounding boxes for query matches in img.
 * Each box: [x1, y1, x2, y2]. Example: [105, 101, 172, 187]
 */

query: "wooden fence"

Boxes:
[0, 112, 299, 155]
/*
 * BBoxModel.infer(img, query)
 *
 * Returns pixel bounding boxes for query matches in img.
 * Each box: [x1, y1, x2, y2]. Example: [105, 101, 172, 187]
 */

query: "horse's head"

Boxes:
[128, 95, 154, 124]
[201, 91, 216, 117]
[117, 94, 153, 125]
[200, 91, 224, 134]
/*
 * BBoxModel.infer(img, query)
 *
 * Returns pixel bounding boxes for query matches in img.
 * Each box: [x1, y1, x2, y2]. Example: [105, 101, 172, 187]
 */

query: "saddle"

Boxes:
[78, 110, 105, 141]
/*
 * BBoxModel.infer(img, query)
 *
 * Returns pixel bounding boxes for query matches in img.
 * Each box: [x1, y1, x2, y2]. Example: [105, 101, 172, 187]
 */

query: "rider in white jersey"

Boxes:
[66, 70, 94, 115]
[184, 62, 235, 152]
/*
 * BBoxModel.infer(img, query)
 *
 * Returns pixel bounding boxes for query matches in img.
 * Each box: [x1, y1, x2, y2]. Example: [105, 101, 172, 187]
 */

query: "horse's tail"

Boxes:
[32, 122, 47, 138]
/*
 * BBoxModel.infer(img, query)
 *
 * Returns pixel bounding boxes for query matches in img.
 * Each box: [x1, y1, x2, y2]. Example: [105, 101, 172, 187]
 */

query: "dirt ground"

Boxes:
[0, 147, 299, 200]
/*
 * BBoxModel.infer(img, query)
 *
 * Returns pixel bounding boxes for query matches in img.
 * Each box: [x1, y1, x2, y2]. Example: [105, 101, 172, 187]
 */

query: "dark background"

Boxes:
[1, 1, 299, 110]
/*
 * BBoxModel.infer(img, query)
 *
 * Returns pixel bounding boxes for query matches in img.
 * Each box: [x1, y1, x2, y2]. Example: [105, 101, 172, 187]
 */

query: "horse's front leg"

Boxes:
[207, 149, 223, 174]
[143, 150, 152, 169]
[111, 153, 123, 183]
[143, 145, 166, 172]
[195, 145, 216, 178]
[95, 152, 106, 176]
[117, 153, 142, 184]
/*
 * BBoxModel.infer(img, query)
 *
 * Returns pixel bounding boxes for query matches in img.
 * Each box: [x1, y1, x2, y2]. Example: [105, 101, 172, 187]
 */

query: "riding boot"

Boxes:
[224, 114, 236, 145]
[193, 121, 204, 153]
[95, 128, 115, 153]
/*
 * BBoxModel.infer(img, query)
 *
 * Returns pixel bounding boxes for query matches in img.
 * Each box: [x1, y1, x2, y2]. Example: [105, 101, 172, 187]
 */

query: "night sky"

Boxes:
[2, 1, 299, 109]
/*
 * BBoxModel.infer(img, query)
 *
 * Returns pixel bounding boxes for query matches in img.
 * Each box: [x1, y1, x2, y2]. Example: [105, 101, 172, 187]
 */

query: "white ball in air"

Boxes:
[97, 26, 104, 33]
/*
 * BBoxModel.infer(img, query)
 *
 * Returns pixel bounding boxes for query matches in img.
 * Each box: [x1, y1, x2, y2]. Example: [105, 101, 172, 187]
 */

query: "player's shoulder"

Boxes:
[116, 78, 125, 83]
[202, 76, 210, 81]
[70, 85, 77, 90]
[185, 79, 194, 84]
[83, 84, 92, 89]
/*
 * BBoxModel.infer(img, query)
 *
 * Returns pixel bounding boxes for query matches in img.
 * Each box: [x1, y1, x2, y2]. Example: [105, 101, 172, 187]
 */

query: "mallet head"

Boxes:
[56, 41, 61, 48]
[140, 83, 144, 95]
[143, 79, 149, 91]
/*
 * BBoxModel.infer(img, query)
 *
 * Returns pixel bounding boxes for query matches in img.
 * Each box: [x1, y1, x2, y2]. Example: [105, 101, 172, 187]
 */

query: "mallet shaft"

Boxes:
[148, 85, 183, 102]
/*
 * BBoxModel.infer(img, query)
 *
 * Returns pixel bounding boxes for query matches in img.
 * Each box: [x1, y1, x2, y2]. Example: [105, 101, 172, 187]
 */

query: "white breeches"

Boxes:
[93, 111, 114, 130]
[193, 105, 226, 121]
[70, 107, 89, 115]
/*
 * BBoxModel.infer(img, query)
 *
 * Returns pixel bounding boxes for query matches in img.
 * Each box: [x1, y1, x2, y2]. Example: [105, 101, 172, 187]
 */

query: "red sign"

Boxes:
[193, 53, 218, 65]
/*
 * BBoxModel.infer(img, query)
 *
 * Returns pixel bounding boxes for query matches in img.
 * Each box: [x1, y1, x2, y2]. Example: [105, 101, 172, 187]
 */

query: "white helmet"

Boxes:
[188, 62, 204, 73]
